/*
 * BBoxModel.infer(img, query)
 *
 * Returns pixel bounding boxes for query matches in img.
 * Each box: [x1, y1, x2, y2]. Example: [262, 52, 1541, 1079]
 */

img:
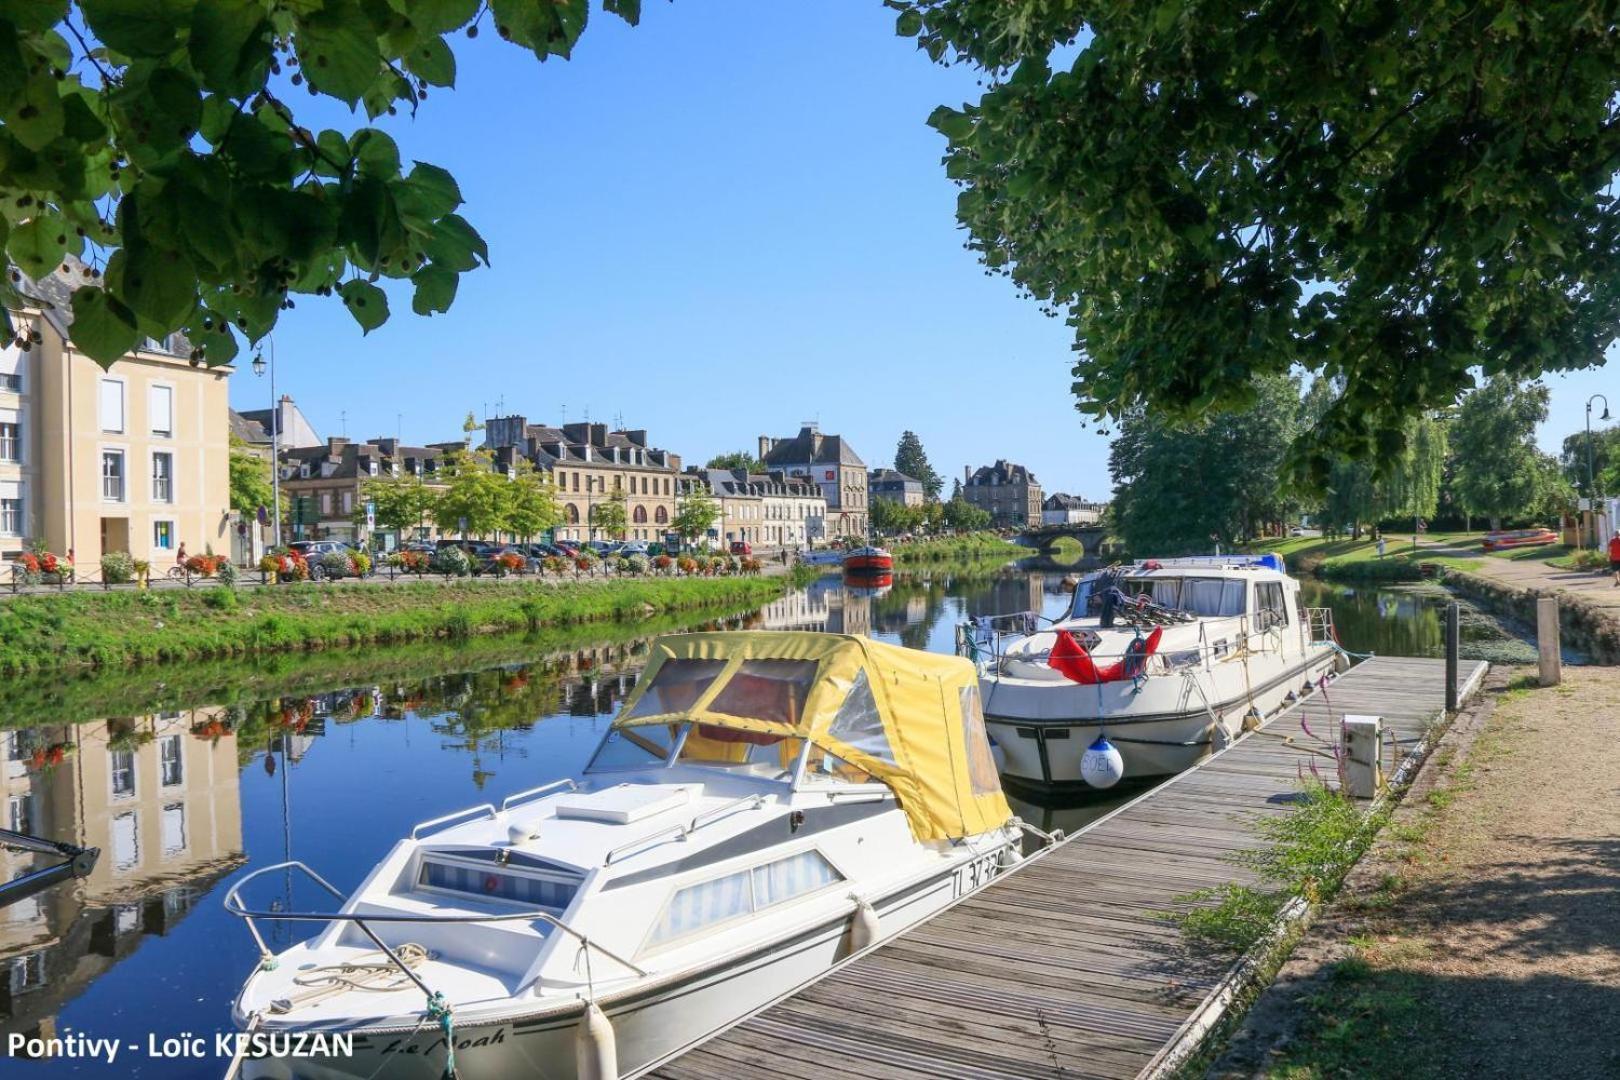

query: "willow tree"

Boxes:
[901, 0, 1620, 472]
[1449, 378, 1559, 529]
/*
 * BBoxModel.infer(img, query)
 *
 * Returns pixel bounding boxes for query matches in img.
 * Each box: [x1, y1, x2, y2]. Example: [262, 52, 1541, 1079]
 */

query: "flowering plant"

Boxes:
[352, 552, 372, 576]
[497, 551, 525, 573]
[654, 553, 674, 572]
[396, 550, 429, 572]
[574, 555, 595, 574]
[542, 555, 568, 575]
[676, 555, 698, 574]
[186, 553, 226, 577]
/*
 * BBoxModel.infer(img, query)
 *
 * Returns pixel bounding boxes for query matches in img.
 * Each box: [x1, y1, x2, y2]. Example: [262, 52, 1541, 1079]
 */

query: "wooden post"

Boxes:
[1445, 602, 1460, 712]
[1537, 597, 1562, 687]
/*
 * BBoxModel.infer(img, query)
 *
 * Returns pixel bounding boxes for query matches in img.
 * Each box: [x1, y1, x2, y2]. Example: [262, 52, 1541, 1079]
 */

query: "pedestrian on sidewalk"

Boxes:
[1608, 531, 1620, 586]
[1376, 536, 1387, 558]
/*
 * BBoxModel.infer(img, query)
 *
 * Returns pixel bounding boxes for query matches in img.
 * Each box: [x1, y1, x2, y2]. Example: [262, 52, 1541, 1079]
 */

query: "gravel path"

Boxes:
[1212, 665, 1620, 1078]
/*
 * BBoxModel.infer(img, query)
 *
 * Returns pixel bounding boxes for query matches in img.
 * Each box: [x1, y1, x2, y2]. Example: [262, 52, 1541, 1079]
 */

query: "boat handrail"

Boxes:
[603, 793, 769, 866]
[410, 803, 497, 840]
[223, 861, 649, 985]
[500, 779, 578, 814]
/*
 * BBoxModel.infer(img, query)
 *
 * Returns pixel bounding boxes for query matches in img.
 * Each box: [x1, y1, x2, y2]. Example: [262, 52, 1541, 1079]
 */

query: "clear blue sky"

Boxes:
[227, 1, 1109, 497]
[226, 1, 1614, 494]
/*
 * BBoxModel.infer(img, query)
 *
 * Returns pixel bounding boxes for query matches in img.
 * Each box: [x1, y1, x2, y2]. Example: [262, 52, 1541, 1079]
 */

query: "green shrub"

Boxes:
[202, 588, 239, 612]
[430, 547, 471, 577]
[318, 551, 353, 578]
[101, 551, 136, 585]
[625, 553, 650, 574]
[217, 560, 238, 588]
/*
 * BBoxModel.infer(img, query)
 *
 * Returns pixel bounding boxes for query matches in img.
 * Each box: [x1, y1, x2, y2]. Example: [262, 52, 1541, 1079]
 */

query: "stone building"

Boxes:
[278, 437, 448, 547]
[484, 417, 682, 543]
[687, 468, 826, 549]
[963, 460, 1043, 527]
[1041, 493, 1105, 526]
[868, 468, 925, 508]
[2, 262, 231, 567]
[758, 424, 867, 539]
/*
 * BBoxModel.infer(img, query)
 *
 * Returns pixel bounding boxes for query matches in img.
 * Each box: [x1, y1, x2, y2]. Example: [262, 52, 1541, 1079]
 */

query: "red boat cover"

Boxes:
[1047, 627, 1164, 685]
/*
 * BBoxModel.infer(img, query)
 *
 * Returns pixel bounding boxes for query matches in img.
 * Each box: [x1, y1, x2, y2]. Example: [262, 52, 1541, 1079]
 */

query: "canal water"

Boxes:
[0, 569, 1539, 1076]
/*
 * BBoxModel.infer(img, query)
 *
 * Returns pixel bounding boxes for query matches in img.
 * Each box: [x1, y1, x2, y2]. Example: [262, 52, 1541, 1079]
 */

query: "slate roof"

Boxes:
[761, 426, 864, 468]
[967, 459, 1039, 487]
[1043, 492, 1093, 510]
[229, 410, 272, 446]
[869, 468, 921, 488]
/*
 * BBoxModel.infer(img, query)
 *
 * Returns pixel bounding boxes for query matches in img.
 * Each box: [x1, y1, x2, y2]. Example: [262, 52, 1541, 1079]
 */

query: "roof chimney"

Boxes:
[758, 435, 773, 461]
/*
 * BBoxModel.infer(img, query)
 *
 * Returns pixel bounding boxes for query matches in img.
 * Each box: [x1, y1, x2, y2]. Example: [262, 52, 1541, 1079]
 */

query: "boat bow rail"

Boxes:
[603, 793, 768, 866]
[409, 778, 581, 839]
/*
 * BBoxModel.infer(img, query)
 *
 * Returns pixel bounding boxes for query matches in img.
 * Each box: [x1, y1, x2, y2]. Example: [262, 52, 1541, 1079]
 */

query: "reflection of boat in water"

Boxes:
[842, 569, 893, 598]
[959, 556, 1343, 792]
[230, 631, 1022, 1080]
[842, 546, 893, 572]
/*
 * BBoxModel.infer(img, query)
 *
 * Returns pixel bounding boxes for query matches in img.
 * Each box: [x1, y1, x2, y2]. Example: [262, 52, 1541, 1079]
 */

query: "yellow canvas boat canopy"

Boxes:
[615, 631, 1011, 842]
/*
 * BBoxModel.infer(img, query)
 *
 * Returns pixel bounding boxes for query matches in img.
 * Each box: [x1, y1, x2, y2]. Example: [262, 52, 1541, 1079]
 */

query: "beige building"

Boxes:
[3, 266, 231, 566]
[279, 437, 450, 547]
[687, 468, 826, 550]
[964, 460, 1043, 527]
[485, 418, 682, 543]
[759, 424, 867, 539]
[0, 711, 244, 1034]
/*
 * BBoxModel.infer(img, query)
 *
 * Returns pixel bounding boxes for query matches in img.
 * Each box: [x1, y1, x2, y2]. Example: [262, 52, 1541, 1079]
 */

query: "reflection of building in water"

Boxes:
[963, 572, 1048, 621]
[756, 576, 870, 637]
[0, 711, 244, 1039]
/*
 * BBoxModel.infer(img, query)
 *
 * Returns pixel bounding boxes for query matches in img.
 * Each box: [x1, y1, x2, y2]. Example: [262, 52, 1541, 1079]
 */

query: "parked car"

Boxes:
[553, 540, 581, 556]
[288, 540, 356, 581]
[618, 541, 649, 557]
[524, 543, 561, 559]
[730, 540, 752, 556]
[585, 540, 618, 556]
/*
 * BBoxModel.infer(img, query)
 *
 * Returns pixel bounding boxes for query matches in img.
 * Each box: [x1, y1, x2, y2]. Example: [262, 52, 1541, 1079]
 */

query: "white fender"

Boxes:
[848, 896, 880, 952]
[575, 1001, 618, 1080]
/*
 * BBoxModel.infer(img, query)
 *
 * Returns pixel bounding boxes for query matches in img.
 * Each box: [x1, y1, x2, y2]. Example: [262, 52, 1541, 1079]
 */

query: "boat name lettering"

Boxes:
[380, 1027, 507, 1057]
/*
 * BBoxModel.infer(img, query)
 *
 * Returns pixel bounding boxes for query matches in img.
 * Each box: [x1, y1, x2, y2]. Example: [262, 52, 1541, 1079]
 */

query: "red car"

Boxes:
[730, 541, 752, 556]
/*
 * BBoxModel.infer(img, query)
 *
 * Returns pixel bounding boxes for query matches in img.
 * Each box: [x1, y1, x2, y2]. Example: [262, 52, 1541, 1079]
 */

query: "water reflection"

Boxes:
[0, 568, 1546, 1075]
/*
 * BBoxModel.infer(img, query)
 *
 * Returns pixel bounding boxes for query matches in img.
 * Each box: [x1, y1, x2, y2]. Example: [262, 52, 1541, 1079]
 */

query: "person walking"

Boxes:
[1376, 536, 1387, 558]
[1608, 531, 1620, 587]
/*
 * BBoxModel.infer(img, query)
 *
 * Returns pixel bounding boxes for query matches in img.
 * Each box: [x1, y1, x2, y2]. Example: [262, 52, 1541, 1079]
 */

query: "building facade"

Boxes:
[963, 460, 1043, 527]
[688, 468, 826, 549]
[1041, 493, 1105, 526]
[759, 424, 867, 539]
[868, 468, 924, 508]
[237, 394, 321, 450]
[484, 418, 682, 543]
[3, 268, 231, 567]
[278, 437, 447, 547]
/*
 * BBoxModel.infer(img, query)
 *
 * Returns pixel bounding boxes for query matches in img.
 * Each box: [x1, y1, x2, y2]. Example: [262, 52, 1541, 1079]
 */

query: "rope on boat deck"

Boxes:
[425, 990, 457, 1080]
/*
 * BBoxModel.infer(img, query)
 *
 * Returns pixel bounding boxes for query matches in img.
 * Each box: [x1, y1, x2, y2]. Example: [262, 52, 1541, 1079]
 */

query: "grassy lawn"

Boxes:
[0, 575, 789, 676]
[1249, 534, 1481, 580]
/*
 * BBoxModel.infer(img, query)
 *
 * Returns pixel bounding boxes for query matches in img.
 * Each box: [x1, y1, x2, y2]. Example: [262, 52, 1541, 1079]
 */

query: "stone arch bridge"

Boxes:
[1019, 524, 1111, 557]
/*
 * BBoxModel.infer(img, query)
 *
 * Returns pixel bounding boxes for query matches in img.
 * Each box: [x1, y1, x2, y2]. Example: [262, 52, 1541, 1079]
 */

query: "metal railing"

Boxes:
[223, 861, 648, 1000]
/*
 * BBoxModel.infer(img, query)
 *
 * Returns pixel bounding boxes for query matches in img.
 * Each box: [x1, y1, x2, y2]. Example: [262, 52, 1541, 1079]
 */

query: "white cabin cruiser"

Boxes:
[228, 631, 1022, 1079]
[959, 555, 1344, 791]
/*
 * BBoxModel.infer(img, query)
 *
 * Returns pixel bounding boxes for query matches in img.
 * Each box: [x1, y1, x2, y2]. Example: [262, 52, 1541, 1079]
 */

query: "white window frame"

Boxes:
[0, 417, 19, 464]
[109, 748, 136, 799]
[148, 382, 175, 438]
[0, 484, 23, 538]
[150, 450, 175, 504]
[152, 518, 176, 552]
[101, 447, 127, 503]
[159, 734, 183, 787]
[99, 377, 126, 434]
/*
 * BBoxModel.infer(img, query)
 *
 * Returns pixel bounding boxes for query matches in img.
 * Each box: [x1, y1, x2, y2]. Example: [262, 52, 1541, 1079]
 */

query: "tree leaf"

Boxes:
[422, 212, 488, 271]
[6, 0, 69, 32]
[294, 0, 386, 106]
[403, 34, 456, 87]
[895, 9, 922, 36]
[79, 0, 187, 58]
[926, 105, 973, 141]
[2, 67, 65, 151]
[396, 161, 462, 221]
[339, 278, 389, 333]
[410, 264, 457, 314]
[189, 0, 274, 97]
[109, 241, 198, 331]
[68, 286, 141, 367]
[388, 0, 479, 35]
[350, 128, 400, 178]
[604, 0, 640, 26]
[7, 211, 68, 277]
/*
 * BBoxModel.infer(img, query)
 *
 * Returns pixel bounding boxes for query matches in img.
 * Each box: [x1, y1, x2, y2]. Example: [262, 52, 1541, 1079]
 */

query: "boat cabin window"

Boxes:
[587, 724, 678, 772]
[959, 686, 1000, 796]
[1180, 578, 1247, 617]
[627, 660, 727, 719]
[824, 669, 896, 766]
[417, 857, 579, 910]
[799, 744, 876, 786]
[646, 849, 843, 949]
[1122, 577, 1181, 608]
[678, 728, 804, 775]
[707, 660, 818, 726]
[1255, 581, 1288, 629]
[1068, 576, 1098, 618]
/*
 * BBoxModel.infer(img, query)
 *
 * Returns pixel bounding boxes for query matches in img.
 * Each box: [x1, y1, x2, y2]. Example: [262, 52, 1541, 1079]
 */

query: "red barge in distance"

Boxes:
[842, 546, 894, 572]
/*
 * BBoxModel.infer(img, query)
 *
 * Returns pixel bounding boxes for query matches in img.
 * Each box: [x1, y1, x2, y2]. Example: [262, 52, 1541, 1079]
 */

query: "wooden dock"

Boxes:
[648, 655, 1489, 1080]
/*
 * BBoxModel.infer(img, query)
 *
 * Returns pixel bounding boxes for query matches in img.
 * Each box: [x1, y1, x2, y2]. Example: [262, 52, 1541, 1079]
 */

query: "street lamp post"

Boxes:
[249, 344, 281, 553]
[1586, 393, 1610, 549]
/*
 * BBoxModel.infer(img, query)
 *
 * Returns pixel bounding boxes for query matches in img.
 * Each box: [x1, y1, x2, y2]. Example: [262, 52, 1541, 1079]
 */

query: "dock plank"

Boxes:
[645, 656, 1486, 1080]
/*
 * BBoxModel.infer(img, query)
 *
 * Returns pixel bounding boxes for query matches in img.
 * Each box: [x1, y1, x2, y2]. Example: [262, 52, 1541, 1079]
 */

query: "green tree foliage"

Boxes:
[360, 470, 437, 537]
[1560, 427, 1620, 496]
[227, 443, 277, 519]
[672, 485, 720, 544]
[1109, 375, 1299, 554]
[1381, 414, 1449, 529]
[1449, 378, 1563, 528]
[0, 2, 646, 364]
[590, 488, 628, 540]
[432, 448, 506, 537]
[504, 460, 559, 540]
[705, 450, 762, 473]
[870, 496, 916, 536]
[901, 0, 1620, 471]
[892, 430, 943, 501]
[941, 496, 990, 532]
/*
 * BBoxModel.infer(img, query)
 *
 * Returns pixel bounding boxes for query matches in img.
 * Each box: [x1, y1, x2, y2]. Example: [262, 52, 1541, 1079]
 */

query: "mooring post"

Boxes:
[1537, 596, 1562, 687]
[1444, 601, 1460, 712]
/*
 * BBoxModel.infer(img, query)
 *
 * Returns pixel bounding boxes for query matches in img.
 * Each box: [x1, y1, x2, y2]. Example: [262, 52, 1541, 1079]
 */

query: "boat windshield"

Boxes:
[586, 723, 680, 772]
[1120, 577, 1246, 617]
[678, 728, 804, 777]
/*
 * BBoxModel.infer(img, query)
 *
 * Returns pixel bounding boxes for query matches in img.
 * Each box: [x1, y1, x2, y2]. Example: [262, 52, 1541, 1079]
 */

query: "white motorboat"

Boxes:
[959, 555, 1345, 791]
[227, 631, 1023, 1079]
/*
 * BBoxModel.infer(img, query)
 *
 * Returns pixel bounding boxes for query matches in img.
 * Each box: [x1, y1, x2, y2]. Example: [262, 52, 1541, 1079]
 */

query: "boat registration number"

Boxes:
[954, 851, 1004, 896]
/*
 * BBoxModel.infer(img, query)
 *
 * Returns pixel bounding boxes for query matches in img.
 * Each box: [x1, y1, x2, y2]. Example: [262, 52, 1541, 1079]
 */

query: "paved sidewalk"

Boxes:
[1415, 537, 1620, 616]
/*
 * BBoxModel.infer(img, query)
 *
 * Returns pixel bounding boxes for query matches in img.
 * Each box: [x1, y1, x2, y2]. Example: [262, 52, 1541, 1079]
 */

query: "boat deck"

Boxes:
[646, 654, 1489, 1079]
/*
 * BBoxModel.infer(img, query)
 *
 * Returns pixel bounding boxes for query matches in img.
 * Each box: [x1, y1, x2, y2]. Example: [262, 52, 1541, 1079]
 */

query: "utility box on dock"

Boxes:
[1341, 715, 1384, 799]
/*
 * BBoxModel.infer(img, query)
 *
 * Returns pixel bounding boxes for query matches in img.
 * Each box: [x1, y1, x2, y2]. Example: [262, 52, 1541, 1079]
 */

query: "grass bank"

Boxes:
[0, 576, 788, 677]
[891, 534, 1028, 564]
[1251, 534, 1482, 582]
